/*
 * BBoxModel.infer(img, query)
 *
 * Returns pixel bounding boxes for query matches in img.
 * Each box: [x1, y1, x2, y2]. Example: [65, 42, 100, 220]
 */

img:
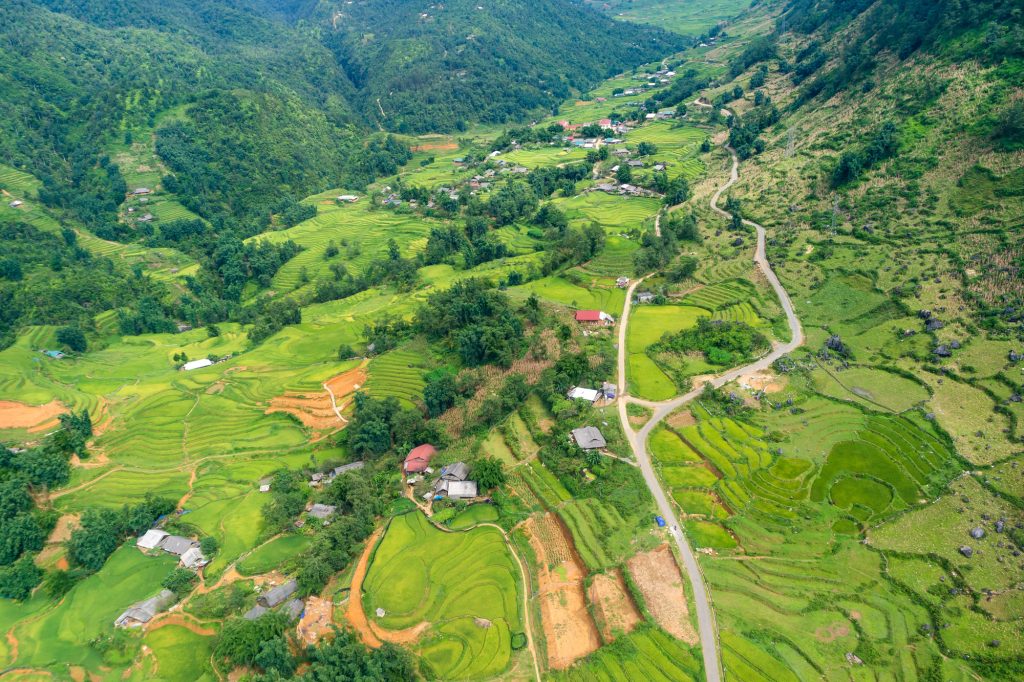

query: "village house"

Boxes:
[244, 604, 268, 620]
[258, 477, 272, 493]
[8, 200, 22, 208]
[575, 310, 615, 325]
[404, 444, 438, 473]
[307, 503, 336, 521]
[645, 113, 657, 120]
[612, 148, 631, 157]
[159, 535, 199, 556]
[616, 276, 629, 288]
[430, 461, 478, 501]
[598, 118, 612, 128]
[627, 159, 645, 168]
[180, 546, 208, 570]
[635, 292, 656, 304]
[137, 529, 169, 551]
[137, 213, 154, 223]
[42, 350, 65, 359]
[596, 182, 618, 194]
[283, 598, 304, 621]
[567, 386, 600, 402]
[259, 580, 298, 608]
[337, 194, 359, 203]
[571, 426, 607, 450]
[131, 187, 152, 195]
[115, 589, 176, 628]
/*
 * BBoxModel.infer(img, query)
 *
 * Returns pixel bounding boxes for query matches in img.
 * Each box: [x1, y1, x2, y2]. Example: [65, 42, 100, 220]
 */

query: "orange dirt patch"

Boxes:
[737, 370, 786, 394]
[368, 619, 431, 645]
[70, 449, 109, 469]
[524, 514, 600, 669]
[626, 544, 698, 645]
[587, 570, 642, 643]
[666, 410, 697, 429]
[266, 365, 367, 431]
[410, 142, 458, 152]
[47, 514, 80, 543]
[343, 529, 384, 648]
[297, 596, 334, 645]
[0, 399, 67, 433]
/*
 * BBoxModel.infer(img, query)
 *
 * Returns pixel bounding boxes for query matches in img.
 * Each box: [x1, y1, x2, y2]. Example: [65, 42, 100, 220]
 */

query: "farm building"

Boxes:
[337, 194, 359, 202]
[567, 386, 601, 402]
[438, 461, 470, 482]
[115, 589, 176, 628]
[308, 503, 336, 520]
[258, 477, 272, 493]
[8, 200, 22, 208]
[42, 350, 65, 359]
[136, 529, 169, 550]
[435, 480, 478, 500]
[180, 546, 208, 569]
[616, 276, 630, 288]
[332, 461, 364, 477]
[131, 187, 152, 195]
[596, 182, 618, 193]
[137, 213, 154, 222]
[627, 159, 645, 168]
[181, 358, 213, 371]
[244, 604, 268, 620]
[635, 292, 655, 304]
[404, 444, 438, 473]
[602, 382, 617, 399]
[259, 580, 298, 608]
[283, 598, 304, 621]
[159, 535, 198, 556]
[575, 310, 615, 325]
[571, 426, 607, 450]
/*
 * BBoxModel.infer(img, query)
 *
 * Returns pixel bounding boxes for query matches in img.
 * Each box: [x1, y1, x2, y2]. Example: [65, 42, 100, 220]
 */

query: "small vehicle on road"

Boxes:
[655, 515, 666, 527]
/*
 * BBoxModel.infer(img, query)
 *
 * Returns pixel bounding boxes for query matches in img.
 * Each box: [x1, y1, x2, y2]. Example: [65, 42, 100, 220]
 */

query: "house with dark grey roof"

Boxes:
[259, 580, 298, 608]
[244, 604, 268, 620]
[435, 479, 478, 500]
[115, 589, 176, 628]
[283, 598, 304, 621]
[571, 426, 607, 450]
[159, 535, 198, 556]
[439, 462, 470, 482]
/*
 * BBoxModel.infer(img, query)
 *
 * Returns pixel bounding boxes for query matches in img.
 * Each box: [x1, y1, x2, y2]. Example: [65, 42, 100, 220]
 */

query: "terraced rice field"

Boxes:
[362, 512, 523, 680]
[365, 349, 427, 407]
[548, 625, 701, 681]
[626, 305, 707, 400]
[557, 498, 630, 570]
[578, 235, 639, 278]
[512, 276, 626, 312]
[555, 192, 661, 231]
[681, 279, 757, 311]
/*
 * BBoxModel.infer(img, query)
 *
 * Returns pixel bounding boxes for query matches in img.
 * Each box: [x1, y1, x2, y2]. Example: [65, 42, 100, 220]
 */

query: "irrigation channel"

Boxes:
[615, 143, 804, 682]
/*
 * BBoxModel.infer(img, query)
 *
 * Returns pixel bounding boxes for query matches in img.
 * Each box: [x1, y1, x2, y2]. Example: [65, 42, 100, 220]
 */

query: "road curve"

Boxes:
[615, 144, 803, 682]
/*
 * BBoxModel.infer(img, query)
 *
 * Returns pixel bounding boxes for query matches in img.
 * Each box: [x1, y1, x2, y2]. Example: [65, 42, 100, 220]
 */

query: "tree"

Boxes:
[162, 567, 198, 597]
[0, 554, 42, 600]
[56, 326, 87, 353]
[305, 630, 415, 681]
[616, 164, 632, 184]
[200, 536, 220, 556]
[254, 637, 295, 677]
[473, 457, 506, 491]
[637, 141, 658, 156]
[215, 612, 290, 669]
[423, 371, 457, 418]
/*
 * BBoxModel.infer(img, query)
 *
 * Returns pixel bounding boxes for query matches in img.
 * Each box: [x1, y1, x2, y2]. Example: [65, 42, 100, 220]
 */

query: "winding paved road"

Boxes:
[615, 144, 803, 682]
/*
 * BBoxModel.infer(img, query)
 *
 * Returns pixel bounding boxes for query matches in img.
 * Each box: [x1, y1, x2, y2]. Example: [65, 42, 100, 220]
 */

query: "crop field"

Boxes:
[554, 192, 661, 231]
[649, 425, 701, 464]
[365, 349, 428, 407]
[626, 305, 707, 400]
[513, 276, 626, 312]
[549, 625, 702, 681]
[362, 512, 523, 679]
[9, 546, 177, 670]
[810, 365, 930, 413]
[141, 625, 216, 682]
[500, 146, 589, 168]
[578, 235, 639, 278]
[681, 279, 758, 311]
[448, 504, 500, 530]
[236, 534, 312, 576]
[623, 123, 707, 181]
[520, 459, 573, 509]
[602, 0, 751, 35]
[558, 498, 631, 570]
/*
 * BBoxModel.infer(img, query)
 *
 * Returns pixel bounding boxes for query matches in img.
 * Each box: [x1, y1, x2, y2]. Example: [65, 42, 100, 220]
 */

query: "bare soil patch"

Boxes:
[524, 514, 600, 669]
[666, 410, 697, 429]
[814, 622, 850, 643]
[147, 612, 216, 637]
[266, 365, 367, 431]
[297, 596, 334, 645]
[736, 370, 786, 394]
[410, 142, 458, 152]
[0, 399, 67, 432]
[342, 529, 384, 648]
[626, 545, 698, 645]
[587, 570, 641, 642]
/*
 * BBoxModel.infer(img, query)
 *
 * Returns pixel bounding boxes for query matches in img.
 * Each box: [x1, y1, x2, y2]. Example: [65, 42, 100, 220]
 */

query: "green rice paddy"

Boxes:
[362, 512, 523, 680]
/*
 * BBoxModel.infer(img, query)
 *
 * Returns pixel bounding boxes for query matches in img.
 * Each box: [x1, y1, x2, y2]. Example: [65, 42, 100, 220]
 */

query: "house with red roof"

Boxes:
[404, 444, 437, 473]
[575, 310, 615, 325]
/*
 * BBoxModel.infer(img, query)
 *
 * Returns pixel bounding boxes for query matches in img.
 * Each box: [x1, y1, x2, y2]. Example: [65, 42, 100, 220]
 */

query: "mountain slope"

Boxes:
[317, 0, 687, 132]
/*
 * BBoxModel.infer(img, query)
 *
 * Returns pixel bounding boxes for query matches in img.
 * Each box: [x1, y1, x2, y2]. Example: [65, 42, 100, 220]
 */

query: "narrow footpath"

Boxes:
[615, 143, 804, 682]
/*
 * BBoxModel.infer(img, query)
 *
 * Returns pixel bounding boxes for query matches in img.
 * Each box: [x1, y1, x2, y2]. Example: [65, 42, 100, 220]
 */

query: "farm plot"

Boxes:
[558, 498, 632, 571]
[554, 192, 661, 231]
[524, 512, 600, 669]
[362, 512, 523, 680]
[681, 279, 758, 312]
[10, 546, 177, 672]
[810, 365, 930, 413]
[627, 305, 708, 400]
[547, 625, 701, 682]
[365, 349, 427, 407]
[586, 570, 642, 642]
[237, 534, 312, 576]
[513, 275, 625, 312]
[578, 235, 639, 278]
[142, 624, 216, 682]
[924, 374, 1015, 464]
[626, 545, 698, 644]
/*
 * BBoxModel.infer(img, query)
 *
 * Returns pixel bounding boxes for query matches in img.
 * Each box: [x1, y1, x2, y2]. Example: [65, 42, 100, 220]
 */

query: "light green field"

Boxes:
[138, 625, 216, 682]
[448, 504, 500, 530]
[603, 0, 751, 35]
[513, 276, 626, 312]
[626, 305, 707, 400]
[363, 512, 522, 680]
[811, 365, 930, 413]
[555, 191, 661, 231]
[549, 625, 701, 681]
[11, 546, 177, 669]
[649, 425, 701, 464]
[236, 534, 312, 576]
[500, 146, 589, 168]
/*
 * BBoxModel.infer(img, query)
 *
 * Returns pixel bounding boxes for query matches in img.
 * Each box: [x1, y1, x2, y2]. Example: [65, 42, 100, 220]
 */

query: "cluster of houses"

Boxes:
[593, 181, 652, 197]
[306, 461, 365, 488]
[403, 445, 479, 502]
[136, 529, 209, 569]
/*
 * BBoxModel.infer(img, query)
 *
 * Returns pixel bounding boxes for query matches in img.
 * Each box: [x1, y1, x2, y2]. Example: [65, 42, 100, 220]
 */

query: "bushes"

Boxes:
[66, 495, 175, 572]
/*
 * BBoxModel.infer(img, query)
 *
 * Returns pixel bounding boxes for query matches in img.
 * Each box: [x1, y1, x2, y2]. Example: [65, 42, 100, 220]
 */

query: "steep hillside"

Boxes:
[317, 0, 686, 132]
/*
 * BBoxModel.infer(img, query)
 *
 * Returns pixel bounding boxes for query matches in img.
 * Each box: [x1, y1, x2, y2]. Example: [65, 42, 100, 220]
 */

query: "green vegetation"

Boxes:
[363, 512, 522, 679]
[549, 624, 702, 681]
